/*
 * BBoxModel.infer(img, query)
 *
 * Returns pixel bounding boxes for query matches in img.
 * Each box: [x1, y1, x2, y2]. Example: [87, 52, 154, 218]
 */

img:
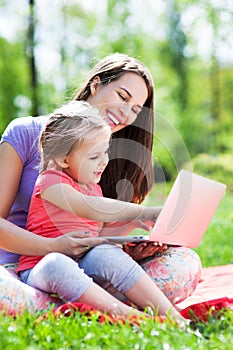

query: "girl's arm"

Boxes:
[99, 219, 154, 237]
[42, 183, 161, 223]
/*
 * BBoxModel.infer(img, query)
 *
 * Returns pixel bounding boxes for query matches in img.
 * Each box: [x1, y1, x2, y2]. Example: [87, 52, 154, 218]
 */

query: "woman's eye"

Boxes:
[132, 107, 141, 115]
[90, 156, 98, 160]
[118, 93, 127, 101]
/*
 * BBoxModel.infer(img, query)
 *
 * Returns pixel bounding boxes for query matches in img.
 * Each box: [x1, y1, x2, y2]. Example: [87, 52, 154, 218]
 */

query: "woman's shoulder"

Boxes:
[1, 115, 47, 141]
[4, 115, 46, 133]
[1, 116, 47, 162]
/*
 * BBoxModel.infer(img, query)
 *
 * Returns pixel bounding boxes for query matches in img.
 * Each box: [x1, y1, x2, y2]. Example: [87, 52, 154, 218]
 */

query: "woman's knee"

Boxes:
[139, 247, 202, 303]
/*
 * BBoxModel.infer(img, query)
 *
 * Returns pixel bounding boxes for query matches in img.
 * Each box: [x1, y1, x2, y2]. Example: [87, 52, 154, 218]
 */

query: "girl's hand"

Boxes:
[143, 206, 163, 222]
[100, 219, 154, 236]
[122, 241, 168, 262]
[100, 208, 163, 237]
[52, 231, 108, 260]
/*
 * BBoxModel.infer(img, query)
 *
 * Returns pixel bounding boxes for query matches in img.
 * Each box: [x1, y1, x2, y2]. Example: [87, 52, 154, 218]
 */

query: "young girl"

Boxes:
[17, 101, 185, 323]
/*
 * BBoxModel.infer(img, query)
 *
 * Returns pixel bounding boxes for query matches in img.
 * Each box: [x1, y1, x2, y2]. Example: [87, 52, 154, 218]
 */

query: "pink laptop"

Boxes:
[106, 170, 226, 248]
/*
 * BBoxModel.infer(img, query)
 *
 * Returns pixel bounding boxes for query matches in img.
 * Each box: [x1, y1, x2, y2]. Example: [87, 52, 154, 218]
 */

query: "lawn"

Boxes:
[0, 186, 232, 349]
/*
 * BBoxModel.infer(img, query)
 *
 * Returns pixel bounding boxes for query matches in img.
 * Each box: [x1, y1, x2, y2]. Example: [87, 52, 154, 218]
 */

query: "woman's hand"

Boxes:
[51, 231, 108, 260]
[122, 241, 168, 262]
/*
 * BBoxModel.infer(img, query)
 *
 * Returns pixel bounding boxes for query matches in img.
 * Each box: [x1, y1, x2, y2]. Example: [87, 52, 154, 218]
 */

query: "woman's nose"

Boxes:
[120, 103, 136, 124]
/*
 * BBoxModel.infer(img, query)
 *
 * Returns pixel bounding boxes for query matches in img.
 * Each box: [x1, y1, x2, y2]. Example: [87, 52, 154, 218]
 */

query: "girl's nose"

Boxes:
[100, 153, 109, 166]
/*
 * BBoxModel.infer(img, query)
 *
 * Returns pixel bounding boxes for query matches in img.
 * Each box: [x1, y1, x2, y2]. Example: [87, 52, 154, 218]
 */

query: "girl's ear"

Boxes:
[54, 157, 69, 169]
[90, 76, 101, 96]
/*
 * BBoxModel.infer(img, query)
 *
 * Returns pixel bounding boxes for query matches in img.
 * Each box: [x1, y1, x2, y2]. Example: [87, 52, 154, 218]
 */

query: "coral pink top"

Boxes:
[17, 170, 102, 272]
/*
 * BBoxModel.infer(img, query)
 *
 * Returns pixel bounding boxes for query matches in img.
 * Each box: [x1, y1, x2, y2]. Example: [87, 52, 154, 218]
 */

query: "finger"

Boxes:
[65, 231, 93, 239]
[79, 237, 108, 247]
[132, 220, 150, 231]
[138, 242, 164, 255]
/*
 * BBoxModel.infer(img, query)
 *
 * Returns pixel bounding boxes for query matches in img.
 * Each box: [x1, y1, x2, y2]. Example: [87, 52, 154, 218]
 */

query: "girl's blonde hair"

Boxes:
[40, 101, 110, 171]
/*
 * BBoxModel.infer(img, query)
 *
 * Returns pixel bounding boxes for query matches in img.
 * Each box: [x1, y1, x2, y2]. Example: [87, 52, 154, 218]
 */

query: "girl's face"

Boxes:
[63, 129, 111, 187]
[87, 72, 148, 133]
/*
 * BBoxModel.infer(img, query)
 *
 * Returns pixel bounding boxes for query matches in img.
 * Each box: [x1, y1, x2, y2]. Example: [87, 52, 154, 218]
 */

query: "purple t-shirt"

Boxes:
[0, 116, 46, 263]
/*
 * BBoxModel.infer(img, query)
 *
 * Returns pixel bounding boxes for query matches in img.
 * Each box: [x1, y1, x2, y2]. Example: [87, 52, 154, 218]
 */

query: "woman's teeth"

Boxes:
[107, 112, 119, 125]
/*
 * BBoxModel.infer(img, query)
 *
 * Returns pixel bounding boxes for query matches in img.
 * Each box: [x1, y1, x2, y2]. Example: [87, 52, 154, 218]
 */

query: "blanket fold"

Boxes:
[178, 264, 233, 321]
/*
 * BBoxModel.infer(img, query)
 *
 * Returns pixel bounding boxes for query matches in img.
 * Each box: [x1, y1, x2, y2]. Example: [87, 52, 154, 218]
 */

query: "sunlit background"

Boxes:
[0, 0, 233, 182]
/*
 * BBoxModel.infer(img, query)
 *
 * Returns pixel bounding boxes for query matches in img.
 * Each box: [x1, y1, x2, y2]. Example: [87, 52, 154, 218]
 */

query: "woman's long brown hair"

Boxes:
[74, 53, 154, 204]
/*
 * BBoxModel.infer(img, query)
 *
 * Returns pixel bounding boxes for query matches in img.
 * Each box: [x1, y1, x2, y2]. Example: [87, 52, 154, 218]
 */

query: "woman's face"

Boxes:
[87, 72, 148, 133]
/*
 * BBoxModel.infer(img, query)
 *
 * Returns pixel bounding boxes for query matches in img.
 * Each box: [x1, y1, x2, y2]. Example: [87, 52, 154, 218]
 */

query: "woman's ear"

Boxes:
[54, 157, 69, 169]
[90, 76, 101, 96]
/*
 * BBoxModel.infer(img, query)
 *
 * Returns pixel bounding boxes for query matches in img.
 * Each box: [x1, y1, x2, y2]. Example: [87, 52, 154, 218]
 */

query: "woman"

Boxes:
[0, 53, 202, 315]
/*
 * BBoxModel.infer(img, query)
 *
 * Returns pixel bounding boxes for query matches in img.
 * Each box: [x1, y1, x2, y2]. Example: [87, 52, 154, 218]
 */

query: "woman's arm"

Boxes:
[0, 143, 105, 257]
[42, 183, 161, 223]
[0, 142, 23, 219]
[0, 217, 106, 257]
[0, 143, 51, 255]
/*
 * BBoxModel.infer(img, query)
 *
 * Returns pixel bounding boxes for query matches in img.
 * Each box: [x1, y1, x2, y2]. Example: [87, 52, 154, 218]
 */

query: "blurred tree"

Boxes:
[99, 0, 150, 59]
[0, 38, 31, 135]
[27, 0, 38, 116]
[58, 2, 100, 99]
[166, 0, 188, 112]
[205, 1, 233, 152]
[0, 0, 233, 173]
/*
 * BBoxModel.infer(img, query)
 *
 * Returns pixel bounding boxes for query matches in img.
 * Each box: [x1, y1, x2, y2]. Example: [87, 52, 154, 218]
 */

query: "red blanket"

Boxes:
[178, 264, 233, 321]
[53, 265, 233, 323]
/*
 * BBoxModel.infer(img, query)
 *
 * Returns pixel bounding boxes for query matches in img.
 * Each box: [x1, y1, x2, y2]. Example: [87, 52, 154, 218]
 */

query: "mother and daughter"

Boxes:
[0, 53, 202, 320]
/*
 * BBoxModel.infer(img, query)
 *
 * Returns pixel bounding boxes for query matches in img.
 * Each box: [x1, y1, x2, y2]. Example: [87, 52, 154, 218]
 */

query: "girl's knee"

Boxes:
[80, 244, 143, 291]
[36, 252, 77, 276]
[84, 244, 135, 271]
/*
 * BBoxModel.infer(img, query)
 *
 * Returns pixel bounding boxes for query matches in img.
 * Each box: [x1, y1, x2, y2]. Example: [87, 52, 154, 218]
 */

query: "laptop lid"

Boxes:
[149, 169, 226, 248]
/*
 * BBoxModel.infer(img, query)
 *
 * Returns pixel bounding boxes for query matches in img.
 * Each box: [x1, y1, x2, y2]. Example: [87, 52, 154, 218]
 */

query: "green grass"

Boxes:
[0, 185, 232, 349]
[0, 308, 232, 349]
[194, 191, 233, 267]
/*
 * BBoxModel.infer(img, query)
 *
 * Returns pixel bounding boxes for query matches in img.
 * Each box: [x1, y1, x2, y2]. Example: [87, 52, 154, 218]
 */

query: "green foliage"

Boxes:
[195, 196, 233, 267]
[189, 153, 233, 189]
[0, 1, 233, 175]
[0, 38, 31, 135]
